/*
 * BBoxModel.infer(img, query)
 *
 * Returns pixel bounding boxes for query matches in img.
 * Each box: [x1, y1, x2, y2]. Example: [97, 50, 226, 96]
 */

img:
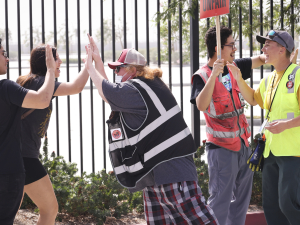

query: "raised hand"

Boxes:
[87, 33, 101, 62]
[45, 45, 56, 71]
[226, 61, 242, 82]
[84, 44, 93, 71]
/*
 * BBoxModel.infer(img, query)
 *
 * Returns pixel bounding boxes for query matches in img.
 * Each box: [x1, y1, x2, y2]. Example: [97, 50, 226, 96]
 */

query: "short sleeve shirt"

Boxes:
[102, 79, 198, 191]
[20, 76, 61, 158]
[0, 79, 28, 174]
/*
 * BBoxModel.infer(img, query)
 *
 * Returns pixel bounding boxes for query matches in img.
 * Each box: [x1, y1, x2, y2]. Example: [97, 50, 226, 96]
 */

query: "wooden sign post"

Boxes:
[200, 0, 230, 81]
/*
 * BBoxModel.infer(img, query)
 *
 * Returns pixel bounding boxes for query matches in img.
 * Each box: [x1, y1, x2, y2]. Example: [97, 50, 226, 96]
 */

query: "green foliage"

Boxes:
[21, 137, 143, 225]
[194, 140, 210, 200]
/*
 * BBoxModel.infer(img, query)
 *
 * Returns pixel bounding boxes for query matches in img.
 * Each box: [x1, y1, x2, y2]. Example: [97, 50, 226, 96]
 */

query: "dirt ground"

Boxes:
[14, 205, 263, 225]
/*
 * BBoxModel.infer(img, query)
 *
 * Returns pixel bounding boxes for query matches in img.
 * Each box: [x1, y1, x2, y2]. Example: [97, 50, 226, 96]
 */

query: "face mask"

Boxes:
[115, 72, 128, 84]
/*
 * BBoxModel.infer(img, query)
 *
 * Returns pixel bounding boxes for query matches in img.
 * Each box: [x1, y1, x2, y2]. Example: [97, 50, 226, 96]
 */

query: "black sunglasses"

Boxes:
[267, 30, 288, 49]
[2, 50, 8, 59]
[115, 64, 127, 73]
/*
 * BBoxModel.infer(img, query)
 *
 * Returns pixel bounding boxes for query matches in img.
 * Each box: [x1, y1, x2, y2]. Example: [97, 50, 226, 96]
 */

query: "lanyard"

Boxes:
[266, 63, 291, 119]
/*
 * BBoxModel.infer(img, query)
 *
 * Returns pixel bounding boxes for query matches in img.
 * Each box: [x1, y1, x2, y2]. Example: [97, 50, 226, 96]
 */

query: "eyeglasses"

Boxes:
[267, 30, 288, 49]
[2, 50, 8, 59]
[222, 44, 236, 50]
[115, 64, 127, 73]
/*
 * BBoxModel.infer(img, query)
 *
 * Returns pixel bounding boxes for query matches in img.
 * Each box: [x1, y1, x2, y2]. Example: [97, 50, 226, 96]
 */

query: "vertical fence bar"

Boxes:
[249, 0, 254, 142]
[239, 6, 242, 58]
[77, 0, 84, 175]
[228, 16, 231, 29]
[260, 0, 264, 123]
[270, 0, 274, 72]
[65, 0, 71, 162]
[5, 0, 9, 79]
[179, 5, 183, 114]
[280, 0, 283, 30]
[53, 0, 60, 156]
[100, 0, 106, 171]
[112, 0, 116, 82]
[17, 0, 21, 76]
[291, 0, 294, 39]
[41, 0, 45, 43]
[168, 0, 172, 90]
[123, 0, 127, 49]
[190, 0, 200, 146]
[146, 0, 150, 65]
[88, 0, 95, 173]
[29, 0, 33, 51]
[135, 0, 138, 50]
[157, 0, 161, 68]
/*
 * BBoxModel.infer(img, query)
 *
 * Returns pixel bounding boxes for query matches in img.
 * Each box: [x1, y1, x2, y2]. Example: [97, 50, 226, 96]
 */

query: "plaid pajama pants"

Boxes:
[143, 181, 219, 225]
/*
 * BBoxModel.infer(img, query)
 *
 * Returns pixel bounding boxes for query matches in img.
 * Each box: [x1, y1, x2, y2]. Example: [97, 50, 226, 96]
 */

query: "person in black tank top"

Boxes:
[17, 44, 90, 225]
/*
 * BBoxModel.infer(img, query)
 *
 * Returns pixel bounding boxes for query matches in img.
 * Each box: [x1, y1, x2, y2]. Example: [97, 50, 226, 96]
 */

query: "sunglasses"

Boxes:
[115, 64, 127, 73]
[267, 30, 288, 49]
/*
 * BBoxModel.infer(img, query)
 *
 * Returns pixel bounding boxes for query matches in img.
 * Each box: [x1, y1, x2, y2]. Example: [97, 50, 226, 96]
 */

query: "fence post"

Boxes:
[190, 0, 200, 147]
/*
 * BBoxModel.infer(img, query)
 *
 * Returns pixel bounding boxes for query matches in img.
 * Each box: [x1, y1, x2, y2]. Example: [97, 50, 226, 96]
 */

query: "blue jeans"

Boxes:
[0, 173, 25, 225]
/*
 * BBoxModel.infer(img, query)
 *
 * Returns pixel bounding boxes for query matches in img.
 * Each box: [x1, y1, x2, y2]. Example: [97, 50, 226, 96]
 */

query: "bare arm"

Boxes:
[227, 62, 258, 106]
[266, 115, 300, 134]
[22, 45, 56, 109]
[54, 67, 89, 96]
[85, 45, 108, 103]
[251, 54, 266, 69]
[196, 59, 224, 111]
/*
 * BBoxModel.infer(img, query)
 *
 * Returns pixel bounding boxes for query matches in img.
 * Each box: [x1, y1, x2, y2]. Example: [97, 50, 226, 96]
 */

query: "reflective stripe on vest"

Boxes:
[207, 126, 250, 138]
[114, 127, 191, 175]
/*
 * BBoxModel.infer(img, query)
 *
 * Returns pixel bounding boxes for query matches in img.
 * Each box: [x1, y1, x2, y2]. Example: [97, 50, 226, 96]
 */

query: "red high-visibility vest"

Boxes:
[191, 64, 251, 152]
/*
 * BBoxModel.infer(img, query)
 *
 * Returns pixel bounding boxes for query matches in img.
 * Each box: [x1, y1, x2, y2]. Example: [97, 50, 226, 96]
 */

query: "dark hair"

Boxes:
[0, 38, 2, 49]
[17, 45, 56, 86]
[205, 26, 233, 58]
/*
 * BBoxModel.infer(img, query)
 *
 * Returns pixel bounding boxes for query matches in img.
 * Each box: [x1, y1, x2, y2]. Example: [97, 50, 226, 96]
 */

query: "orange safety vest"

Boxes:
[191, 64, 251, 152]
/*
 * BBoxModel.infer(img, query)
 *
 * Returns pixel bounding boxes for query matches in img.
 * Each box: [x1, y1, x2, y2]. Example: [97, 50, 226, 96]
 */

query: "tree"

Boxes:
[155, 0, 300, 59]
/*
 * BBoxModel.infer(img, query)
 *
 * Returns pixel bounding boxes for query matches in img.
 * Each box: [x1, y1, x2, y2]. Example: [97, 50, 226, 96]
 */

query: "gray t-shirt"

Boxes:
[102, 79, 197, 192]
[20, 76, 61, 158]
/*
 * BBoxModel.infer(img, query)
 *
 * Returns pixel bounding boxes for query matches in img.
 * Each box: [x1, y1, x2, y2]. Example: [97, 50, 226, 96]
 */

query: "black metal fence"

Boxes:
[1, 0, 297, 175]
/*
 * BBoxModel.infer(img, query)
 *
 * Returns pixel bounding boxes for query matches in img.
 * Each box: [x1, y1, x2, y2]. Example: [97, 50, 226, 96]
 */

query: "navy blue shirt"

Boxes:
[0, 80, 28, 174]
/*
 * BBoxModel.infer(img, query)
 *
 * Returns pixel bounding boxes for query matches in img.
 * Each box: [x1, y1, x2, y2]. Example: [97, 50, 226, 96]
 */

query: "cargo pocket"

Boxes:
[121, 146, 144, 173]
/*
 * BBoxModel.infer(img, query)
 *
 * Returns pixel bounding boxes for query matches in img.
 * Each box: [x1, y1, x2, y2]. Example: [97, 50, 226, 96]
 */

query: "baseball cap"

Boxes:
[108, 48, 147, 69]
[256, 30, 294, 53]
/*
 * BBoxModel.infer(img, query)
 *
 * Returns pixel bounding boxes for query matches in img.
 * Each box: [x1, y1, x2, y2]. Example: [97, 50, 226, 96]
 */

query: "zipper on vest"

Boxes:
[229, 91, 241, 137]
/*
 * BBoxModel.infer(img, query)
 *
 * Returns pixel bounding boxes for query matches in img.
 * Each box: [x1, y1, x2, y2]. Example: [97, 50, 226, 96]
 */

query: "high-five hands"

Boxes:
[84, 45, 93, 72]
[87, 33, 102, 63]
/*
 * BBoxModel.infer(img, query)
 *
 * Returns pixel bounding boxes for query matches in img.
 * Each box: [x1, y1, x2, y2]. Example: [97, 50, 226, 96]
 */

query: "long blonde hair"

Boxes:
[126, 65, 162, 80]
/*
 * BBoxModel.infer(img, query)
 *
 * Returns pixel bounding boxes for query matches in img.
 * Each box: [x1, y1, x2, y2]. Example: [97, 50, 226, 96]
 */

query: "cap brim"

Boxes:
[256, 35, 271, 44]
[108, 62, 122, 69]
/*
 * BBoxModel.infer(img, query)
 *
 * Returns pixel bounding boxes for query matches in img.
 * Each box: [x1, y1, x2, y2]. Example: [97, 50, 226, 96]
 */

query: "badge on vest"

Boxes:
[286, 81, 294, 89]
[110, 128, 124, 141]
[288, 74, 295, 81]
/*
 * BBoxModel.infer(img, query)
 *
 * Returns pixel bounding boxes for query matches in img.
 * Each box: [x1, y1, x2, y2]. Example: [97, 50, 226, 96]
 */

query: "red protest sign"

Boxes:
[200, 0, 230, 19]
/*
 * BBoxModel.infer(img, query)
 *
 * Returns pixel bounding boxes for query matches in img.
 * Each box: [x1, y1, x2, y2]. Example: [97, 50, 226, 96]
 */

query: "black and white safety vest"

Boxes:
[106, 77, 196, 188]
